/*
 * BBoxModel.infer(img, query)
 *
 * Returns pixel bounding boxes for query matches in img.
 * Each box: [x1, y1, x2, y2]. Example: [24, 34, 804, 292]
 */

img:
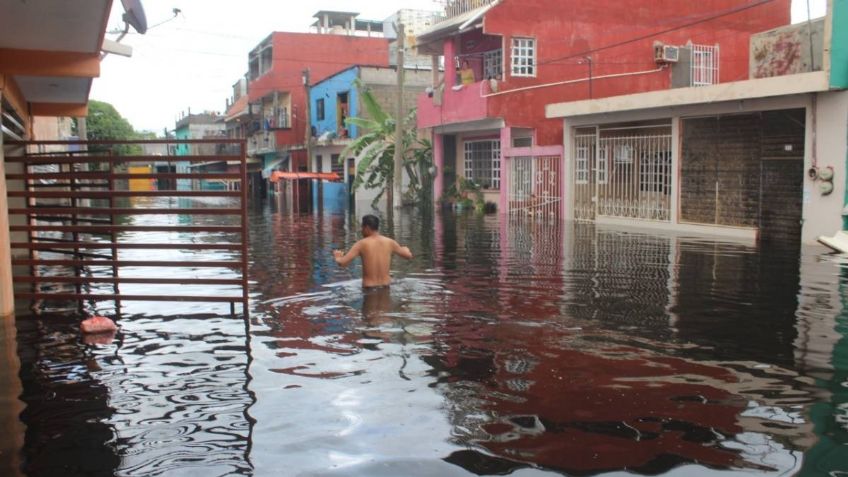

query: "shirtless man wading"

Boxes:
[333, 215, 413, 288]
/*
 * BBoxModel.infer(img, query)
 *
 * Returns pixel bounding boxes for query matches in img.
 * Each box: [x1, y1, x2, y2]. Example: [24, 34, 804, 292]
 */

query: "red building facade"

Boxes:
[416, 0, 791, 212]
[246, 31, 389, 176]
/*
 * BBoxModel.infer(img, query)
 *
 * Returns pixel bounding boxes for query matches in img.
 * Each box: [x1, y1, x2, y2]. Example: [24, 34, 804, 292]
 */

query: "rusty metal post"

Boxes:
[240, 139, 250, 316]
[6, 138, 251, 309]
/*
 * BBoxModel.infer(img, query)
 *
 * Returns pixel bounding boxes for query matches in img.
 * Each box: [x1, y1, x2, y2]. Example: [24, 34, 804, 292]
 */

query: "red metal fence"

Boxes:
[5, 139, 249, 315]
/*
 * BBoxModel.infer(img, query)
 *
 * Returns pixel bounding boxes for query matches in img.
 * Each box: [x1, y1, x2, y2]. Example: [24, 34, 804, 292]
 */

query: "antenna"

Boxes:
[121, 0, 148, 34]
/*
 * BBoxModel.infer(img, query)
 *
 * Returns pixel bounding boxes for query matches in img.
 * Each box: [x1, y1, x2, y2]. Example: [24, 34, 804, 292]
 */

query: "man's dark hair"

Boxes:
[362, 214, 380, 231]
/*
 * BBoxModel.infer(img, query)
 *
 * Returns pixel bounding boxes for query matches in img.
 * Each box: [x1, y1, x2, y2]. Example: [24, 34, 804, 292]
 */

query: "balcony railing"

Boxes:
[247, 132, 276, 156]
[439, 0, 497, 22]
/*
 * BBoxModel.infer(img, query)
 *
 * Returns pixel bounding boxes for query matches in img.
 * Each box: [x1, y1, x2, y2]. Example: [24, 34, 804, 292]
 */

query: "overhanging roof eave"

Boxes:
[415, 3, 497, 46]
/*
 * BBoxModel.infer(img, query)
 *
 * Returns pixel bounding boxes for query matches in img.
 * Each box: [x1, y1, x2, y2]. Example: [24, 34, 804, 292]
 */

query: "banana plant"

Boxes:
[341, 79, 434, 208]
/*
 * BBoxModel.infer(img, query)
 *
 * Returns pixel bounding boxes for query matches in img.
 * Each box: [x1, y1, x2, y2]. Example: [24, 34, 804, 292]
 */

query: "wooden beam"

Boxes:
[30, 102, 88, 117]
[0, 48, 100, 78]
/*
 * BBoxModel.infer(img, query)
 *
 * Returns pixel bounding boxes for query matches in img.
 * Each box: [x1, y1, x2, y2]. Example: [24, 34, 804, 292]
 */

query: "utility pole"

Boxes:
[303, 68, 312, 173]
[392, 23, 405, 209]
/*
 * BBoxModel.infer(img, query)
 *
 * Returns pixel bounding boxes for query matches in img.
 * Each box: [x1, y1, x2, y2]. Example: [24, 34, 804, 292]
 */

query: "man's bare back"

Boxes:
[333, 215, 413, 288]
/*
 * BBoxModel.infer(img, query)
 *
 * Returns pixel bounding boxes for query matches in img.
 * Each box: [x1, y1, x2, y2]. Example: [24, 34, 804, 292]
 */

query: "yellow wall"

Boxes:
[128, 165, 154, 191]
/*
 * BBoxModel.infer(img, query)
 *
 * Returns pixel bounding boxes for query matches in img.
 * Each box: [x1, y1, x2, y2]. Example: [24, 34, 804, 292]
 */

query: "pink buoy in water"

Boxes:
[80, 316, 118, 334]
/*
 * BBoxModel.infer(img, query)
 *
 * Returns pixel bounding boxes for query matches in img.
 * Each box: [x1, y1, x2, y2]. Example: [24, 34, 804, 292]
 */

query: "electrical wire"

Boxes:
[539, 0, 778, 66]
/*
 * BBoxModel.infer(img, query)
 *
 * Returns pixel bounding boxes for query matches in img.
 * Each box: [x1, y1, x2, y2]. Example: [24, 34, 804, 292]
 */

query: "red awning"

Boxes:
[269, 171, 343, 183]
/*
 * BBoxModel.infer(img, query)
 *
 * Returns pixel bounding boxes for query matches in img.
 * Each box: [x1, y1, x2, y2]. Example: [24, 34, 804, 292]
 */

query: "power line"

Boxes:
[540, 0, 777, 66]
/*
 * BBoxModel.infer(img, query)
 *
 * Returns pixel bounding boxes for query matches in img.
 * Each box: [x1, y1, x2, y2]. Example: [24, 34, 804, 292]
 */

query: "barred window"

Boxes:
[330, 154, 344, 175]
[596, 147, 608, 184]
[484, 49, 503, 80]
[464, 140, 501, 190]
[691, 44, 719, 86]
[639, 152, 671, 194]
[511, 38, 536, 77]
[575, 146, 589, 184]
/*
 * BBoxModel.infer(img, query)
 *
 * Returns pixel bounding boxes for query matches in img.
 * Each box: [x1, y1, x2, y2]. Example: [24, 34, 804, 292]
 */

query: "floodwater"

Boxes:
[3, 197, 848, 476]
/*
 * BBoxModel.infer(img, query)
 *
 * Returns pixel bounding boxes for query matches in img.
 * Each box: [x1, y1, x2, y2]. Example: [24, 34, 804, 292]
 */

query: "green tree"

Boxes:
[75, 100, 142, 155]
[341, 79, 434, 208]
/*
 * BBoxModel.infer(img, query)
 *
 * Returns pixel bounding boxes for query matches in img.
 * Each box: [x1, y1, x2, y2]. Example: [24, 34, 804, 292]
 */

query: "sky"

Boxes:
[91, 0, 828, 134]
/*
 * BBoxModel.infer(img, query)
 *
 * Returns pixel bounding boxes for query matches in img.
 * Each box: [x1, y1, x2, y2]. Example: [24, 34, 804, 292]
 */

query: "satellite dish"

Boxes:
[121, 0, 148, 34]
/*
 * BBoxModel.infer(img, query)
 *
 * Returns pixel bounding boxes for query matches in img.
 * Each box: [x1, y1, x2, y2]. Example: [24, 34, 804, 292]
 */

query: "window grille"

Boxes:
[511, 38, 536, 77]
[691, 44, 719, 86]
[484, 49, 503, 79]
[575, 146, 589, 184]
[464, 139, 501, 189]
[596, 147, 608, 184]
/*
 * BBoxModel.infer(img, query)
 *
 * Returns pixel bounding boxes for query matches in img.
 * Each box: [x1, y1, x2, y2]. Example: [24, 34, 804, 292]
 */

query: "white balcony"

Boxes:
[439, 0, 497, 22]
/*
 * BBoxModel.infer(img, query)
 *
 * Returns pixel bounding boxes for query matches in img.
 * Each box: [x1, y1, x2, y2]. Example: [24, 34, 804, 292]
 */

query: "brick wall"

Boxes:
[368, 84, 424, 120]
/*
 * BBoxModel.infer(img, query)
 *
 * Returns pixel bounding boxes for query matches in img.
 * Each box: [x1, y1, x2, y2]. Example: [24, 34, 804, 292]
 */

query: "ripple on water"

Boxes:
[12, 206, 848, 476]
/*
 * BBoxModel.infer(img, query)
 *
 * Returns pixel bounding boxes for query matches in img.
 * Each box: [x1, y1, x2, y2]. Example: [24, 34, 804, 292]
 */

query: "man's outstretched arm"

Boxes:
[392, 240, 413, 260]
[333, 242, 361, 267]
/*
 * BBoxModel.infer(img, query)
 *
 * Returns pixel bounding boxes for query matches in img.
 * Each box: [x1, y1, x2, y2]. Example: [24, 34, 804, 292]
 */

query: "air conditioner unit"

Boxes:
[655, 45, 680, 63]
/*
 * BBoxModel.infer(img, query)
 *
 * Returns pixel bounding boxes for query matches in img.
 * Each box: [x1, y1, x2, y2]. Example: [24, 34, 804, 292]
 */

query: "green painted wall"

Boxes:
[174, 126, 190, 156]
[832, 0, 848, 88]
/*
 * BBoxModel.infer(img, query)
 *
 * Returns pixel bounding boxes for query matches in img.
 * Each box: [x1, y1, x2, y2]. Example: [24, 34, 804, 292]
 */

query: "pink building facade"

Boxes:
[415, 0, 791, 216]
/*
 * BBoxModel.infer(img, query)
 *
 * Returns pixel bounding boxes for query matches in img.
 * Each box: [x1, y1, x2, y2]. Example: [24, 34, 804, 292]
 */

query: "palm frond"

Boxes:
[353, 78, 389, 125]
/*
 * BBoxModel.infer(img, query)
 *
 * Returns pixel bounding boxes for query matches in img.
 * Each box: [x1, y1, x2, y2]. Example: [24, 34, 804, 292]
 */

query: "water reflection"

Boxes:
[15, 317, 120, 476]
[7, 202, 848, 476]
[13, 313, 254, 476]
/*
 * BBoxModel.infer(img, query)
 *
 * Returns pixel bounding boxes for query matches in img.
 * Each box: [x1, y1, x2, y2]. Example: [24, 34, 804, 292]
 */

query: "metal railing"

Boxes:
[247, 131, 275, 156]
[5, 139, 249, 315]
[572, 128, 673, 222]
[508, 155, 562, 219]
[439, 0, 497, 21]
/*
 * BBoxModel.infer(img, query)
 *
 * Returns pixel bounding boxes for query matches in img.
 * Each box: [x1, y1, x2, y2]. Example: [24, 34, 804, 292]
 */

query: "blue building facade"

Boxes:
[310, 66, 360, 140]
[309, 66, 362, 213]
[173, 124, 192, 191]
[308, 64, 431, 212]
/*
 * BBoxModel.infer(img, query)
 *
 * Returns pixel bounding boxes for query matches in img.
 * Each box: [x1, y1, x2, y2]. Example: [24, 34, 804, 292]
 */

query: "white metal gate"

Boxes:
[508, 155, 562, 219]
[572, 127, 672, 222]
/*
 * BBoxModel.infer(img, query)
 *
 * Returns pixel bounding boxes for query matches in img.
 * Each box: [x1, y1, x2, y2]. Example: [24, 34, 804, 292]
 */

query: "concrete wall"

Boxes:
[385, 9, 440, 69]
[560, 92, 843, 243]
[750, 18, 824, 79]
[804, 90, 848, 242]
[190, 123, 225, 156]
[31, 117, 73, 142]
[360, 68, 432, 134]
